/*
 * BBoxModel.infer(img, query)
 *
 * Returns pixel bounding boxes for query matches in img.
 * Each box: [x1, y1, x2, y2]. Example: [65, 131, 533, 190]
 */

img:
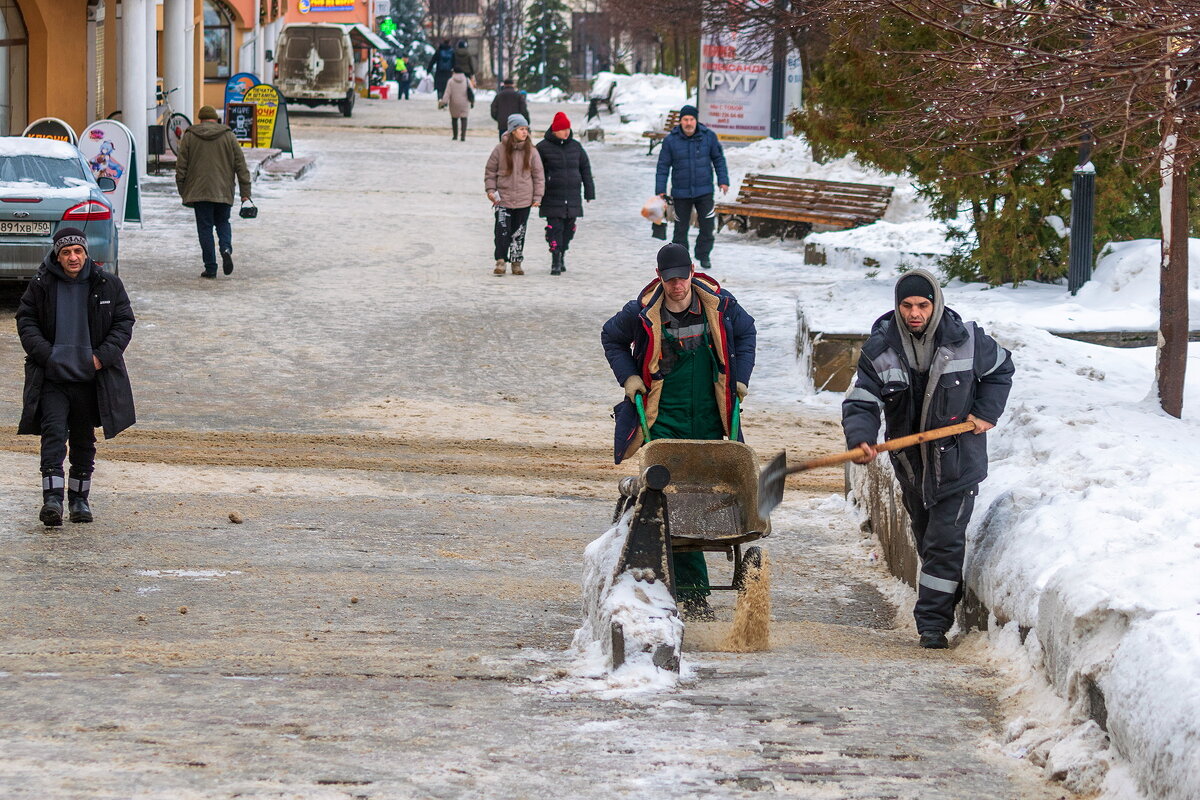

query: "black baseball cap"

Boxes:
[656, 243, 692, 281]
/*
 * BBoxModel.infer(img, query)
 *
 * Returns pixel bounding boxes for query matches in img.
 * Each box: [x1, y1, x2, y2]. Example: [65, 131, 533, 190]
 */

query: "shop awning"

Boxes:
[340, 23, 389, 52]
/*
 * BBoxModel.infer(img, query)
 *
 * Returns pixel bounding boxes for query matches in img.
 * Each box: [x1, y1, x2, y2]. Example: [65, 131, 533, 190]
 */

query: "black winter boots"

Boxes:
[550, 250, 564, 276]
[39, 491, 63, 527]
[68, 473, 93, 523]
[919, 630, 949, 649]
[39, 473, 93, 526]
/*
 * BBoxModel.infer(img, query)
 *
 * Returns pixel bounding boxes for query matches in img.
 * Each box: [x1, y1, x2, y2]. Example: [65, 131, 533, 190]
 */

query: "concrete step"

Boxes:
[259, 156, 316, 180]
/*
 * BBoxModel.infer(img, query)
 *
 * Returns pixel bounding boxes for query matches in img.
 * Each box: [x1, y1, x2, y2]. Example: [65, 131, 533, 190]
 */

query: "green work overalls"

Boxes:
[649, 324, 725, 603]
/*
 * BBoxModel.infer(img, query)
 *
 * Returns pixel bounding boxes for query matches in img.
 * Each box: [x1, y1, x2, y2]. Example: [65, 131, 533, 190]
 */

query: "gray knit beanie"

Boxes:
[506, 113, 529, 133]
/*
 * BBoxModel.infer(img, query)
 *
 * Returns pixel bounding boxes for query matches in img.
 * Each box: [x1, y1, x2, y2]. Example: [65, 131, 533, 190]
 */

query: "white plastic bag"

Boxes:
[641, 195, 667, 224]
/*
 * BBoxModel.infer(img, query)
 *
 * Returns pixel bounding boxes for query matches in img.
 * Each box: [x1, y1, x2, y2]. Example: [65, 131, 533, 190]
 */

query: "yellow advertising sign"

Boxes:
[243, 84, 281, 149]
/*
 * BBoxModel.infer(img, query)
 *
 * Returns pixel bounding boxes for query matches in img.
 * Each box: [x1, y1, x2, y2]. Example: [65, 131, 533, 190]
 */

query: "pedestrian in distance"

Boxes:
[842, 270, 1014, 650]
[174, 105, 252, 279]
[535, 112, 594, 276]
[453, 39, 476, 81]
[601, 243, 756, 619]
[394, 55, 411, 100]
[429, 40, 455, 100]
[655, 104, 729, 272]
[490, 77, 530, 141]
[16, 228, 136, 527]
[442, 71, 473, 141]
[485, 114, 544, 276]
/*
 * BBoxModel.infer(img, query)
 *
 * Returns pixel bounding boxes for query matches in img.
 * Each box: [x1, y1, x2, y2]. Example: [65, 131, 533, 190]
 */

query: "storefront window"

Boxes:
[203, 0, 232, 80]
[0, 0, 28, 135]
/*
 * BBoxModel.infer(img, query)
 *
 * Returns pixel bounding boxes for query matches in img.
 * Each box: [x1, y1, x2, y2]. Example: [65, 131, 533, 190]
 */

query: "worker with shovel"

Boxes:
[601, 242, 757, 619]
[842, 269, 1013, 649]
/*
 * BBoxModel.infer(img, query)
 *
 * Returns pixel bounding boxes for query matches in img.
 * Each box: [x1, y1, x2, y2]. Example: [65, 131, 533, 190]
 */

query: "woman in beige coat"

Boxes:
[441, 71, 472, 141]
[484, 114, 544, 275]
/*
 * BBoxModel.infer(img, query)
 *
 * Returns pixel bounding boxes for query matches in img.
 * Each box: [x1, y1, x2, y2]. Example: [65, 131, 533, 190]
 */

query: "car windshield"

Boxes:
[0, 155, 91, 189]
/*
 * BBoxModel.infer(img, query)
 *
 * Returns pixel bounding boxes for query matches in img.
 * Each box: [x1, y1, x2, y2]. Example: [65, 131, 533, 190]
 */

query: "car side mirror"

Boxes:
[96, 176, 117, 192]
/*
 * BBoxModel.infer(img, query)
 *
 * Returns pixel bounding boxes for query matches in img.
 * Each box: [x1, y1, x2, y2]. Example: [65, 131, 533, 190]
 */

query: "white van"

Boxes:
[274, 23, 356, 117]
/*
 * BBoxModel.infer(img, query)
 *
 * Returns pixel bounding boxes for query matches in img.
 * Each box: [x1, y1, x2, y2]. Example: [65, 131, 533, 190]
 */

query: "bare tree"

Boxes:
[772, 0, 1200, 417]
[481, 0, 526, 83]
[604, 0, 704, 82]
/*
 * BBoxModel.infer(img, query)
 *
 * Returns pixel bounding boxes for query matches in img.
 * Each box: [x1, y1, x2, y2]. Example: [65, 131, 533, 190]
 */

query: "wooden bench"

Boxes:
[642, 110, 680, 155]
[716, 174, 894, 239]
[587, 79, 617, 118]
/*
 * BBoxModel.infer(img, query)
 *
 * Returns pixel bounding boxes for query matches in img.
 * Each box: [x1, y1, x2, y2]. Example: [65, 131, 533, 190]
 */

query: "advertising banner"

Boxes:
[78, 120, 142, 226]
[297, 0, 356, 11]
[699, 25, 802, 141]
[22, 118, 78, 146]
[243, 83, 294, 154]
[224, 72, 261, 107]
[225, 102, 257, 147]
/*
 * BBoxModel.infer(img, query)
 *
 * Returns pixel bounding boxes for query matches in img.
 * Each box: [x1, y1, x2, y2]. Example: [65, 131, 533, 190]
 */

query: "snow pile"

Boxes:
[966, 320, 1200, 800]
[569, 509, 684, 692]
[590, 72, 694, 143]
[526, 86, 569, 103]
[794, 237, 1200, 337]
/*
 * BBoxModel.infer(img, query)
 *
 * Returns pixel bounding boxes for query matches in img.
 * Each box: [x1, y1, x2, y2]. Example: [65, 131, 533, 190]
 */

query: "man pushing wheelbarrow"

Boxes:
[601, 243, 757, 619]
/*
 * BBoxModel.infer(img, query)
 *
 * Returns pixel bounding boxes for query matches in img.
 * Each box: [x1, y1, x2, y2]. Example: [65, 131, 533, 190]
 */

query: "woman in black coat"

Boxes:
[535, 112, 595, 275]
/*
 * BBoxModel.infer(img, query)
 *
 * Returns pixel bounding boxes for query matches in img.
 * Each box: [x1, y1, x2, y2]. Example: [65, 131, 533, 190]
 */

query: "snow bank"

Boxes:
[569, 509, 684, 693]
[964, 320, 1200, 800]
[590, 72, 694, 143]
[796, 236, 1200, 336]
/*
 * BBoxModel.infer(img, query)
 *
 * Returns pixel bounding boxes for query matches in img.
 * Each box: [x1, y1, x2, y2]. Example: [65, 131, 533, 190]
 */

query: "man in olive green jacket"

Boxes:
[175, 105, 252, 279]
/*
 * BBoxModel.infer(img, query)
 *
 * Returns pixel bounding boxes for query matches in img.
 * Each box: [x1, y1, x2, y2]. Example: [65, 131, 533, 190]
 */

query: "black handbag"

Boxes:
[239, 200, 258, 219]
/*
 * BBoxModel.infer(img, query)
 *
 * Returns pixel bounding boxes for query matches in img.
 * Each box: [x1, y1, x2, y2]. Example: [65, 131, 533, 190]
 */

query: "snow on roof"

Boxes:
[0, 136, 81, 159]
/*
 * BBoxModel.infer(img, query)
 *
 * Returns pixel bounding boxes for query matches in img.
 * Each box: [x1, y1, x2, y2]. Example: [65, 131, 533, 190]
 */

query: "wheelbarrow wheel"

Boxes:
[733, 546, 763, 593]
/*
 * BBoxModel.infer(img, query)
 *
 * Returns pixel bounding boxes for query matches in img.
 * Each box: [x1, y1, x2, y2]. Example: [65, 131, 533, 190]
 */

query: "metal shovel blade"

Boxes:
[757, 451, 788, 520]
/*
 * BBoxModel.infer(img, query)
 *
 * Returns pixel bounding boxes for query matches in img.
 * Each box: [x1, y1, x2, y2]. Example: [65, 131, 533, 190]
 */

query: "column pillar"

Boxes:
[121, 0, 149, 178]
[164, 0, 188, 115]
[146, 0, 158, 116]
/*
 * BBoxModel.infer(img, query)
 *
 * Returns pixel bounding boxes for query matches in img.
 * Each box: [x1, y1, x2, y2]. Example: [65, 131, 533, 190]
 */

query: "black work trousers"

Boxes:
[544, 216, 577, 253]
[902, 486, 976, 635]
[494, 206, 531, 262]
[39, 379, 100, 478]
[671, 193, 716, 262]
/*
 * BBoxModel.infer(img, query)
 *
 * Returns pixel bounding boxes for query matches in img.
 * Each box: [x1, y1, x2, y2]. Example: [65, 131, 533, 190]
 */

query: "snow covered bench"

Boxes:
[642, 110, 680, 155]
[716, 174, 894, 239]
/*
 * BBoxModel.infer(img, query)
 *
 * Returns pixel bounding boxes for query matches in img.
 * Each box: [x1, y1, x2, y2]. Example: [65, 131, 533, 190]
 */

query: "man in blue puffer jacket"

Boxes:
[655, 105, 729, 271]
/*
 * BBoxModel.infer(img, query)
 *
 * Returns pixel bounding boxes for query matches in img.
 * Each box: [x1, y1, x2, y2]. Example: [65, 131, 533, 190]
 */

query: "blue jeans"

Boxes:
[193, 201, 232, 272]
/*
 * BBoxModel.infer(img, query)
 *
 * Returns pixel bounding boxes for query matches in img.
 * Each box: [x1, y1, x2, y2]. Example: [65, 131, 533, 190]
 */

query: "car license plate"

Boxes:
[0, 220, 51, 235]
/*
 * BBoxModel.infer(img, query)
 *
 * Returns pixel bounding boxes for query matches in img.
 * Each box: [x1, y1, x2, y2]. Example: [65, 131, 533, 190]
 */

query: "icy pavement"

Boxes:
[0, 95, 1079, 798]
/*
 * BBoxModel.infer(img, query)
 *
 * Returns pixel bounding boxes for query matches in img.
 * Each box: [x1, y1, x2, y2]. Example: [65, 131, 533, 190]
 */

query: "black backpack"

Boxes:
[438, 48, 454, 71]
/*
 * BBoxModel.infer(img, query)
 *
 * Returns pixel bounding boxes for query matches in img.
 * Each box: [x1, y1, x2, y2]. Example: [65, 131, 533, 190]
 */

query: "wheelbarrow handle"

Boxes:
[635, 392, 651, 443]
[790, 420, 978, 474]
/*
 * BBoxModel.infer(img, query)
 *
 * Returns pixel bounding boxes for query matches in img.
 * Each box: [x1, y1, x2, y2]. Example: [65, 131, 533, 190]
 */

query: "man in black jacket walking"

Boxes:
[490, 77, 529, 140]
[16, 228, 136, 526]
[842, 269, 1013, 649]
[535, 112, 594, 275]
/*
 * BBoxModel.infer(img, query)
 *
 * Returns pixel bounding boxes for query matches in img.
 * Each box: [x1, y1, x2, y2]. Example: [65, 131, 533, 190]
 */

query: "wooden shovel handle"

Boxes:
[789, 421, 977, 474]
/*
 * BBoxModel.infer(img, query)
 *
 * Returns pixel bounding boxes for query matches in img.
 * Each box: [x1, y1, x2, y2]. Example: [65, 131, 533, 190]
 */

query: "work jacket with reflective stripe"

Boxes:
[842, 308, 1013, 507]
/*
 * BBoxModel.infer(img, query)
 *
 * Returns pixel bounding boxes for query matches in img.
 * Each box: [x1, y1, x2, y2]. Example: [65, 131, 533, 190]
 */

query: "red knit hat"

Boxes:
[550, 112, 571, 132]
